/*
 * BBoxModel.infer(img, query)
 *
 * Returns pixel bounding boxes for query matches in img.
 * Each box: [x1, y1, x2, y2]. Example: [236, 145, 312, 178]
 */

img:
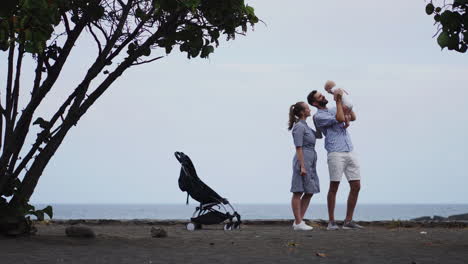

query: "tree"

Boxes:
[0, 0, 258, 235]
[426, 0, 468, 52]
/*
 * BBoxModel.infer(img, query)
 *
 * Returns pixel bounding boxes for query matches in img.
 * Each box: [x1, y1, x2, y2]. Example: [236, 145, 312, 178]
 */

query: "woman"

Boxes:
[288, 101, 321, 231]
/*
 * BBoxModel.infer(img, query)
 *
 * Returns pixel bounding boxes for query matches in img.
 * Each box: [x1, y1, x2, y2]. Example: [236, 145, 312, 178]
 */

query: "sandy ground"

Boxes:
[1, 221, 468, 264]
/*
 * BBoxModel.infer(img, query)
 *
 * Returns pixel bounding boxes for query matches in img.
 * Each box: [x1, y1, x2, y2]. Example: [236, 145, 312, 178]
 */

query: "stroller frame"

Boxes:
[175, 151, 241, 231]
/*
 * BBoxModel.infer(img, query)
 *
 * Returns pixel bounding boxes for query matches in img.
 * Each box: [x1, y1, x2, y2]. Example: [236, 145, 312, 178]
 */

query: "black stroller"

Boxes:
[174, 151, 241, 231]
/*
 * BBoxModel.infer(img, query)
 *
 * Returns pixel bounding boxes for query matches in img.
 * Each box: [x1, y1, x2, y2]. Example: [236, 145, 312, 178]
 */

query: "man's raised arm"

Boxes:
[335, 92, 346, 123]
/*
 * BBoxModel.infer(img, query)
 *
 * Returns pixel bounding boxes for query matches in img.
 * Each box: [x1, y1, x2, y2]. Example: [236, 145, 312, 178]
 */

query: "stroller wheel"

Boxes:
[223, 223, 233, 231]
[187, 222, 202, 231]
[232, 222, 241, 230]
[187, 222, 196, 231]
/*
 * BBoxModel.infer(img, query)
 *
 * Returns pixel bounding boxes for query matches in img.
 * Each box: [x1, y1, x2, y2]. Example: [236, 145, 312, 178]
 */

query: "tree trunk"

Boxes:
[10, 122, 73, 207]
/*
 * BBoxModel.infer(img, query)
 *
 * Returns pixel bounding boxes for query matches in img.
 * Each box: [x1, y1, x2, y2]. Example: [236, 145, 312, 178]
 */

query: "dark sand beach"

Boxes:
[2, 220, 468, 264]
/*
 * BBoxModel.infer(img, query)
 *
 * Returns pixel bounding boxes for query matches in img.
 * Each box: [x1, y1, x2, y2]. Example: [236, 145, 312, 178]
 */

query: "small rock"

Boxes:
[287, 241, 299, 247]
[316, 252, 327, 258]
[150, 227, 167, 238]
[65, 224, 95, 238]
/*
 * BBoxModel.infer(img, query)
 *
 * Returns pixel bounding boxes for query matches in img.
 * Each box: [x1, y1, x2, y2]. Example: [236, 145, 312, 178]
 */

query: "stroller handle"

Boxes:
[174, 151, 184, 162]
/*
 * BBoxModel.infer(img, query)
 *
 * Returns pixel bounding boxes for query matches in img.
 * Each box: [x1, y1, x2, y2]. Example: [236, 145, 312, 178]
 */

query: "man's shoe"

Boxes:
[326, 221, 340, 231]
[342, 220, 364, 230]
[293, 221, 313, 231]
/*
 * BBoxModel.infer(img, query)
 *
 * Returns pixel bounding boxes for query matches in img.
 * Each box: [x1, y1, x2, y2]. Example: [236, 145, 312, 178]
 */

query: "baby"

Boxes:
[324, 80, 353, 127]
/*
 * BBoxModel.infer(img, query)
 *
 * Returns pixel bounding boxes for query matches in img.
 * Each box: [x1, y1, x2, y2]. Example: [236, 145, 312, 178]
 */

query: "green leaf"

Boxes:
[245, 5, 255, 16]
[135, 8, 145, 19]
[189, 47, 200, 58]
[160, 0, 178, 11]
[152, 0, 161, 9]
[70, 15, 79, 23]
[33, 210, 45, 221]
[25, 204, 35, 212]
[41, 205, 53, 219]
[426, 3, 435, 15]
[447, 34, 459, 50]
[142, 47, 151, 56]
[179, 42, 189, 52]
[440, 10, 453, 26]
[0, 29, 6, 41]
[0, 41, 8, 51]
[437, 31, 450, 49]
[24, 30, 32, 41]
[0, 0, 18, 17]
[454, 0, 468, 7]
[191, 37, 203, 49]
[250, 16, 259, 24]
[165, 45, 172, 54]
[209, 30, 220, 44]
[200, 45, 214, 58]
[182, 0, 201, 9]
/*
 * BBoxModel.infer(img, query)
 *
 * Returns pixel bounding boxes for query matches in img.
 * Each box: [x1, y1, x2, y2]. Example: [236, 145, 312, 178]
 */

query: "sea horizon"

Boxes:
[32, 203, 468, 221]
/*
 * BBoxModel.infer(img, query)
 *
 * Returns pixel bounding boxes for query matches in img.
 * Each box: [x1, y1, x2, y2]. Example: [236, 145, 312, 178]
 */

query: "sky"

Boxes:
[2, 0, 468, 205]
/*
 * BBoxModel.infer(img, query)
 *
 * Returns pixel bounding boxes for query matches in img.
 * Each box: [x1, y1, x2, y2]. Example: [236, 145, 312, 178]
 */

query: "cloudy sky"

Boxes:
[3, 0, 468, 205]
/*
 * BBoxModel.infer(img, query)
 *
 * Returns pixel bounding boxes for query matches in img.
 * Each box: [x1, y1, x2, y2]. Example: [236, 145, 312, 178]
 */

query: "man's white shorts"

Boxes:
[327, 152, 361, 182]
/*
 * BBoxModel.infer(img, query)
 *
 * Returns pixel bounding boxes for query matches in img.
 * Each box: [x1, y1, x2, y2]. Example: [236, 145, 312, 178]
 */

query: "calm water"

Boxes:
[33, 204, 468, 221]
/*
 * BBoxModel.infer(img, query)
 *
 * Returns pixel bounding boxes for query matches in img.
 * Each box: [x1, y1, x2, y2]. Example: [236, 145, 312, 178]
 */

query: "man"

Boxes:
[307, 89, 363, 230]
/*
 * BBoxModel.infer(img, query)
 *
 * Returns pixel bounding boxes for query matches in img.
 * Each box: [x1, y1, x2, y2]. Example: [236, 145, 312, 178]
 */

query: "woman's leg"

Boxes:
[300, 193, 313, 220]
[291, 192, 303, 225]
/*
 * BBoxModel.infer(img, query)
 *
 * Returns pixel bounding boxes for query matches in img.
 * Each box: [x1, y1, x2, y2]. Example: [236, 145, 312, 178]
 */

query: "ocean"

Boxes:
[33, 203, 468, 221]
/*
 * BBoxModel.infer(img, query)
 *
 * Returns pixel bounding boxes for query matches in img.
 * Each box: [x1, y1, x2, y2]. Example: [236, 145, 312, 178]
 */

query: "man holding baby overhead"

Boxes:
[307, 81, 363, 231]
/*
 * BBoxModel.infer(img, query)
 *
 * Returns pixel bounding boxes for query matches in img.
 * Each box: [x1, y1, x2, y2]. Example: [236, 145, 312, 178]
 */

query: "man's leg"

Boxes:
[327, 181, 340, 222]
[300, 193, 313, 220]
[345, 180, 361, 222]
[343, 152, 362, 228]
[327, 152, 344, 222]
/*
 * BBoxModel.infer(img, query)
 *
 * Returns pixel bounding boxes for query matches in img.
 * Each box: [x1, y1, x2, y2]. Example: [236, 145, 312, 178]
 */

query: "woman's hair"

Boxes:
[288, 102, 306, 131]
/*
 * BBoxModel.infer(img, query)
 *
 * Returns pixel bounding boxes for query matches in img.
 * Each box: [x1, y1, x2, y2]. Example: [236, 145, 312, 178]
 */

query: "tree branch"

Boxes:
[0, 20, 87, 193]
[106, 7, 155, 63]
[31, 56, 44, 98]
[101, 0, 134, 57]
[62, 12, 71, 35]
[131, 56, 164, 66]
[64, 0, 135, 122]
[11, 89, 79, 179]
[79, 10, 186, 119]
[91, 21, 110, 43]
[7, 42, 25, 174]
[88, 24, 103, 56]
[11, 42, 24, 130]
[0, 28, 15, 194]
[4, 28, 15, 147]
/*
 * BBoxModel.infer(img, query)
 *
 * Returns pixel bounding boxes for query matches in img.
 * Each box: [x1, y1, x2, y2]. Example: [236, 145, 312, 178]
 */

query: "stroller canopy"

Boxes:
[175, 152, 228, 205]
